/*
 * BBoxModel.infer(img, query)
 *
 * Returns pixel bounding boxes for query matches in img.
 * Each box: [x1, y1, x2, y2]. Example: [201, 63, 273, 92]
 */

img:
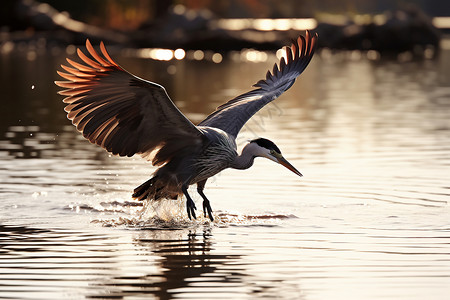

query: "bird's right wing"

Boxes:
[199, 31, 317, 137]
[56, 40, 203, 166]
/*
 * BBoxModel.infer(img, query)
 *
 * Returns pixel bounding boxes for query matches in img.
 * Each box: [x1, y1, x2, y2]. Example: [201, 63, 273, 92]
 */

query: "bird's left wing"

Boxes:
[56, 40, 203, 165]
[199, 31, 317, 137]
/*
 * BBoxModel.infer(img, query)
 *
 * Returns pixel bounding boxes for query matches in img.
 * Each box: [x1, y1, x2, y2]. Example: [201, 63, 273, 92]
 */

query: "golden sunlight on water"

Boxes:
[212, 18, 318, 31]
[0, 43, 449, 299]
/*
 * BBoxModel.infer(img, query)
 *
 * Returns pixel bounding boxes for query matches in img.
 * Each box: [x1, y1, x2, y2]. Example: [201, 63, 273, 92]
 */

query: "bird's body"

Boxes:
[134, 127, 236, 201]
[191, 127, 238, 183]
[56, 31, 317, 221]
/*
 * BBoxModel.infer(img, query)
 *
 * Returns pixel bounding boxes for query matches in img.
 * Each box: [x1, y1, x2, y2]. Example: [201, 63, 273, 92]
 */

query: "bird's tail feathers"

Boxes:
[132, 177, 155, 201]
[132, 176, 178, 201]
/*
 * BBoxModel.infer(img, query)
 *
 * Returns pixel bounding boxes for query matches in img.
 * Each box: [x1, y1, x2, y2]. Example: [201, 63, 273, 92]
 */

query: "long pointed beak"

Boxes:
[277, 156, 303, 177]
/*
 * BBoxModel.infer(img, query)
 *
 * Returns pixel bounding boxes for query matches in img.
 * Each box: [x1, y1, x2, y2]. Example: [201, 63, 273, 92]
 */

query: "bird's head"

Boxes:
[248, 138, 303, 177]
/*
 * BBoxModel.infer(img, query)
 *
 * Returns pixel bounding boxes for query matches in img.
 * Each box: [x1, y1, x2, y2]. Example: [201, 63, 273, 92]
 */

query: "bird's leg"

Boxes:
[197, 180, 214, 221]
[182, 185, 196, 220]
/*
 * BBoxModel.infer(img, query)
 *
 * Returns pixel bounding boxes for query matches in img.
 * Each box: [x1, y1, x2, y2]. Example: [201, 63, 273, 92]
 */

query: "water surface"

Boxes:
[0, 44, 450, 299]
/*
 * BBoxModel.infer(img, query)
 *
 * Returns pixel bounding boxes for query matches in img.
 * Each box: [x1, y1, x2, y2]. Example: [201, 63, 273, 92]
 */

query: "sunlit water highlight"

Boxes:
[0, 44, 449, 299]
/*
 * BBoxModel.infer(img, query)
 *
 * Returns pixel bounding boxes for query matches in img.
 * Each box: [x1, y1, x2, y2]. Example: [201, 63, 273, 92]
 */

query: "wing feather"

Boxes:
[56, 39, 202, 163]
[86, 40, 111, 67]
[199, 31, 318, 137]
[57, 71, 89, 82]
[100, 42, 119, 66]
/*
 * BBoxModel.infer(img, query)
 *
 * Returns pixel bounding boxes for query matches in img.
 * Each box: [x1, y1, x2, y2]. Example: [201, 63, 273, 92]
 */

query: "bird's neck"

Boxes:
[230, 144, 257, 170]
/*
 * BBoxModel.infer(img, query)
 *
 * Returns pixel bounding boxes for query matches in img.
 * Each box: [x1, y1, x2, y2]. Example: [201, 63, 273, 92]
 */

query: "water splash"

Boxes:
[94, 198, 203, 229]
[92, 197, 296, 229]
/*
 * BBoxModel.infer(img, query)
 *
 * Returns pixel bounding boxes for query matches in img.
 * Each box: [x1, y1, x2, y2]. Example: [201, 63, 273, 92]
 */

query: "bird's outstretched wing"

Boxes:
[56, 40, 202, 166]
[199, 31, 317, 137]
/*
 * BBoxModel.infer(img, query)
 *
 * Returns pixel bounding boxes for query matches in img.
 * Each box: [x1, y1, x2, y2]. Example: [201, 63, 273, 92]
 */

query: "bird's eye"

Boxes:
[270, 149, 280, 157]
[270, 149, 282, 158]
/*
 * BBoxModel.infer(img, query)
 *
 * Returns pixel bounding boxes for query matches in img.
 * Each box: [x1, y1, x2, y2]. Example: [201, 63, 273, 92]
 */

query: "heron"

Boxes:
[55, 31, 317, 221]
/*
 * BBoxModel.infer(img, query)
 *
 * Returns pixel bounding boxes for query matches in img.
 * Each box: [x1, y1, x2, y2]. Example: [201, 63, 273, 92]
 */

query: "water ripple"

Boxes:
[1, 48, 450, 299]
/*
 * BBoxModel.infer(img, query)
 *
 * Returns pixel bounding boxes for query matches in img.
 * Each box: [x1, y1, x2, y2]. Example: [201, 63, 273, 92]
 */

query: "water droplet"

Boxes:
[212, 53, 223, 63]
[174, 48, 185, 60]
[167, 65, 177, 75]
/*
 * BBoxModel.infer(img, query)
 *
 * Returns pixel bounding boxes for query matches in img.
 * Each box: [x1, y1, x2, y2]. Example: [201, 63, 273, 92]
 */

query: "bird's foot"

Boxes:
[186, 198, 197, 220]
[203, 199, 214, 222]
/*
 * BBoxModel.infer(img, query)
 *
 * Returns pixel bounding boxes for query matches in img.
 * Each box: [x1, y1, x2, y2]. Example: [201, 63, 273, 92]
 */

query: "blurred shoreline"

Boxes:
[0, 0, 447, 57]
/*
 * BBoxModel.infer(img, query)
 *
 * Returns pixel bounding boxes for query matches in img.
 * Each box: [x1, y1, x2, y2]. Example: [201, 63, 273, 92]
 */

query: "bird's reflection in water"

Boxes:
[89, 227, 244, 299]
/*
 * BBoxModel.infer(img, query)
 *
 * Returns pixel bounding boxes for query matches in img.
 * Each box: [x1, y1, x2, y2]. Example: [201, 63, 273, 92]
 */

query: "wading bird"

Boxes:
[56, 31, 317, 221]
